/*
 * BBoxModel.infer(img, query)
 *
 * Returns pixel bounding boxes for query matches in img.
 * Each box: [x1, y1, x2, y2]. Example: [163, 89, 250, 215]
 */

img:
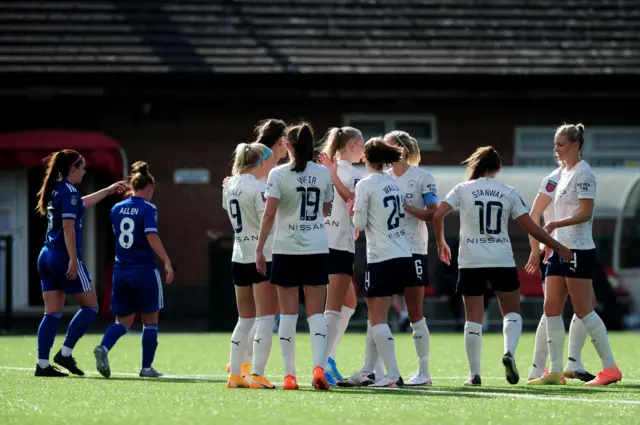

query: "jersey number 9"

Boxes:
[474, 201, 503, 235]
[229, 199, 243, 233]
[297, 187, 320, 221]
[383, 195, 405, 230]
[118, 217, 135, 249]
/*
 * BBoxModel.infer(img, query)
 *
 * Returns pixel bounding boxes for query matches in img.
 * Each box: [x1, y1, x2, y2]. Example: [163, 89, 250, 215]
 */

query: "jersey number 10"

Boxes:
[474, 201, 503, 235]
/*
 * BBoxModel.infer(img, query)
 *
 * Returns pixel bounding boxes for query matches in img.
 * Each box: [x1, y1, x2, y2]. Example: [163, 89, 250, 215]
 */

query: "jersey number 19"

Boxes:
[297, 187, 320, 221]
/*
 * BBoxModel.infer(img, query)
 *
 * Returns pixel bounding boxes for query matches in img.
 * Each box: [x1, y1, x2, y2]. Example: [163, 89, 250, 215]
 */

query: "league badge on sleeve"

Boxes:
[70, 196, 78, 206]
[545, 180, 557, 193]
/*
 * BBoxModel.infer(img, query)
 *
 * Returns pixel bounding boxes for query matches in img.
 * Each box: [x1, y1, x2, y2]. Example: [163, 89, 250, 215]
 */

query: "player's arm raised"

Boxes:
[82, 181, 127, 208]
[319, 152, 355, 204]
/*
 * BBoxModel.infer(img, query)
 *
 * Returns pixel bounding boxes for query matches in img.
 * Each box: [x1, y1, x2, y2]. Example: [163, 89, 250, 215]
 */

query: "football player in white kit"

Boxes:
[255, 123, 334, 391]
[339, 138, 414, 388]
[223, 143, 278, 389]
[317, 126, 364, 385]
[525, 154, 597, 383]
[434, 146, 572, 386]
[384, 131, 436, 386]
[529, 124, 623, 387]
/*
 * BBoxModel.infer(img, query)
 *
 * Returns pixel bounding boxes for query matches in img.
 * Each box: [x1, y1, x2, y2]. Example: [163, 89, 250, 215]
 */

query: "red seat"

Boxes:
[518, 269, 544, 297]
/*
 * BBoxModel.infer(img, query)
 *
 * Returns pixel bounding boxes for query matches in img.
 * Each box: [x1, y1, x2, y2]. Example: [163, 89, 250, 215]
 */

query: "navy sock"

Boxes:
[100, 322, 129, 351]
[62, 307, 98, 352]
[37, 313, 62, 361]
[142, 324, 159, 369]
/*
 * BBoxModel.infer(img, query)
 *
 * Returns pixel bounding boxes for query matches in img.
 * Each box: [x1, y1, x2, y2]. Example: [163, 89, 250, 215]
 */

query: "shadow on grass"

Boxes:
[85, 375, 226, 384]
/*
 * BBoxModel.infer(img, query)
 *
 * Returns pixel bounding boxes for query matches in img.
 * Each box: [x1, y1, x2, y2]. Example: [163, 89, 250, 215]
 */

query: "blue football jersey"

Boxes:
[45, 179, 85, 254]
[111, 196, 158, 268]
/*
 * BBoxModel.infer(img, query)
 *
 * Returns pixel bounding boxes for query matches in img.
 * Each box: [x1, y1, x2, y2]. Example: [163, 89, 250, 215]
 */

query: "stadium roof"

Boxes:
[1, 0, 639, 75]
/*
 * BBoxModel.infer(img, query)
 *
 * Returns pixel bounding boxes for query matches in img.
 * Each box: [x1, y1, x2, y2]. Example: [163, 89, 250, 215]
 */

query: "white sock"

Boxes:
[581, 311, 616, 369]
[545, 315, 565, 373]
[530, 315, 548, 378]
[464, 322, 483, 377]
[230, 317, 255, 375]
[503, 312, 522, 356]
[244, 320, 257, 365]
[361, 320, 378, 374]
[323, 310, 341, 367]
[38, 359, 50, 368]
[372, 323, 401, 381]
[374, 357, 385, 380]
[252, 315, 275, 377]
[278, 314, 298, 377]
[61, 345, 73, 357]
[329, 306, 355, 360]
[307, 313, 328, 369]
[410, 318, 430, 376]
[566, 314, 588, 371]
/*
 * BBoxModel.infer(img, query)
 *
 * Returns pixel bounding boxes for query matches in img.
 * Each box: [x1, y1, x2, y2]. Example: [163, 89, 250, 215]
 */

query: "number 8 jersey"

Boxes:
[111, 196, 159, 268]
[353, 173, 412, 263]
[443, 178, 528, 268]
[222, 174, 273, 263]
[265, 161, 333, 255]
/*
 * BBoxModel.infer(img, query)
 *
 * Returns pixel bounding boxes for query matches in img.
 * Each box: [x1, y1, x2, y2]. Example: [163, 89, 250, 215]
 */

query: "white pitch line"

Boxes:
[1, 366, 638, 405]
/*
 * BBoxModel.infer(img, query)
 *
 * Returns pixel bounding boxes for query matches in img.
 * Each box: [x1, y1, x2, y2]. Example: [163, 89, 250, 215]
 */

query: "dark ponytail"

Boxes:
[363, 137, 403, 170]
[129, 161, 155, 191]
[36, 149, 83, 216]
[255, 118, 286, 148]
[462, 146, 502, 180]
[287, 122, 315, 172]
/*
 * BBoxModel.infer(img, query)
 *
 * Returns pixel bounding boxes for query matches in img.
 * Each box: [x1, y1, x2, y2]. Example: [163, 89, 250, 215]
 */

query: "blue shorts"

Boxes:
[329, 249, 355, 276]
[457, 267, 520, 296]
[38, 247, 92, 294]
[111, 266, 163, 316]
[232, 262, 272, 287]
[546, 249, 597, 280]
[365, 257, 419, 298]
[408, 254, 429, 287]
[270, 253, 330, 287]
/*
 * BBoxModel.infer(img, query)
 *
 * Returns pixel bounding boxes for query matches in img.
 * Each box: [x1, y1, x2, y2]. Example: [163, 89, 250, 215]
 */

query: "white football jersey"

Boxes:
[552, 161, 596, 250]
[222, 174, 272, 263]
[537, 167, 562, 249]
[386, 166, 437, 254]
[444, 178, 529, 268]
[353, 173, 412, 264]
[325, 160, 363, 253]
[265, 161, 333, 255]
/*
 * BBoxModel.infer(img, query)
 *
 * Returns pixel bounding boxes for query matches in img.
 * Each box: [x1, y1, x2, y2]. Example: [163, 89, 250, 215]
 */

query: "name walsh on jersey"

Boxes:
[382, 184, 401, 194]
[471, 189, 506, 199]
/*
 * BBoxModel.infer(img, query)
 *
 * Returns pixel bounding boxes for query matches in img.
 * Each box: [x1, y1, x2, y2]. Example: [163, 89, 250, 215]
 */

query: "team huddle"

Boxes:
[32, 120, 622, 390]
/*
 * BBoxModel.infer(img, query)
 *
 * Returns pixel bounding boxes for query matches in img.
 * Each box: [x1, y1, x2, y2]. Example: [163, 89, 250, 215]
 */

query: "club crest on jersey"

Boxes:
[408, 180, 417, 188]
[545, 180, 557, 193]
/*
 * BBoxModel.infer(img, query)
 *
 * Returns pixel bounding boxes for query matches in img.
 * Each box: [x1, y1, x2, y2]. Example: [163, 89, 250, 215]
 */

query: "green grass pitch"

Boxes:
[1, 332, 639, 424]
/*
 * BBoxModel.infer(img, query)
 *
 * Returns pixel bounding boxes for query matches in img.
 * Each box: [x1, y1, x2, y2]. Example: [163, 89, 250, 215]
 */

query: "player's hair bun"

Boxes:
[130, 161, 150, 176]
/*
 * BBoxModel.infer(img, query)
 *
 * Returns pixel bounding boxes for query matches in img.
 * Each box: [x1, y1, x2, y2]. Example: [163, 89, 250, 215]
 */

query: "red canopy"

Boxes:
[0, 130, 124, 180]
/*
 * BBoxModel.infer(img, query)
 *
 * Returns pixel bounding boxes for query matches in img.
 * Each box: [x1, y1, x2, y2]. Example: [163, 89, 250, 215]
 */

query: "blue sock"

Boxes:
[142, 324, 159, 369]
[62, 307, 98, 353]
[100, 322, 129, 351]
[37, 313, 62, 362]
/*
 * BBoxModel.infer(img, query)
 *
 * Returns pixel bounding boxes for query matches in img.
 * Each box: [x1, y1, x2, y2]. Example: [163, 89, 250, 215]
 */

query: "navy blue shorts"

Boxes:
[407, 254, 429, 287]
[546, 249, 597, 280]
[232, 262, 272, 287]
[457, 267, 520, 296]
[329, 249, 354, 276]
[270, 253, 330, 287]
[365, 257, 419, 298]
[111, 266, 163, 316]
[540, 256, 547, 283]
[38, 247, 92, 294]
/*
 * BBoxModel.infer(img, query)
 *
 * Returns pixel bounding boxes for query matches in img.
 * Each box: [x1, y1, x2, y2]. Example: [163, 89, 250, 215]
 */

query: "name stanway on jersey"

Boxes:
[326, 160, 362, 253]
[353, 173, 412, 264]
[537, 167, 562, 249]
[552, 160, 596, 250]
[386, 166, 437, 254]
[223, 174, 273, 263]
[265, 161, 333, 255]
[444, 178, 528, 268]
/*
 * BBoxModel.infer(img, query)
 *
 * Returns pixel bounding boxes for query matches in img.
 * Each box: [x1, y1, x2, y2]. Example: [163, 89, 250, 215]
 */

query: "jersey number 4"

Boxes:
[297, 187, 320, 221]
[474, 201, 503, 235]
[384, 195, 405, 230]
[118, 217, 135, 249]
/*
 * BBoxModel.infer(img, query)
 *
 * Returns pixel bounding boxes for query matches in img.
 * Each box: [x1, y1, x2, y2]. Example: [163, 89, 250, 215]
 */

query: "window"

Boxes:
[514, 127, 640, 167]
[343, 114, 439, 151]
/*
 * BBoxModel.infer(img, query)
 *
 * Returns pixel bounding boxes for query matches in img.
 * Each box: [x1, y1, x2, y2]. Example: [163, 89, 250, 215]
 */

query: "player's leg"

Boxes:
[228, 283, 255, 387]
[492, 268, 522, 385]
[462, 294, 484, 386]
[276, 284, 299, 389]
[367, 296, 403, 387]
[566, 276, 621, 386]
[392, 294, 409, 331]
[564, 284, 597, 382]
[54, 259, 97, 376]
[304, 284, 330, 390]
[139, 310, 162, 377]
[403, 254, 431, 386]
[328, 280, 357, 381]
[36, 289, 67, 377]
[250, 269, 278, 389]
[324, 271, 351, 385]
[529, 258, 549, 381]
